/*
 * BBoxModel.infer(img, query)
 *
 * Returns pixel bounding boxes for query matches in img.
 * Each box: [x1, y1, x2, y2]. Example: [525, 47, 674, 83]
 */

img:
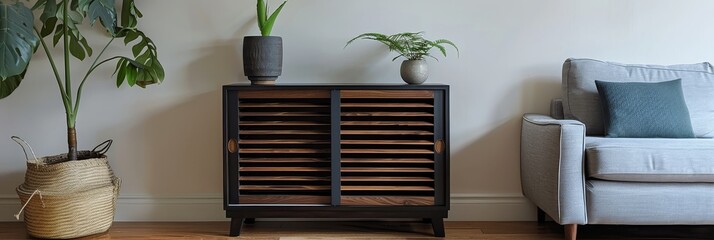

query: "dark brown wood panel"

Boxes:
[341, 121, 434, 126]
[239, 185, 331, 191]
[239, 103, 328, 108]
[341, 112, 433, 117]
[240, 130, 330, 135]
[340, 196, 434, 206]
[342, 176, 434, 182]
[240, 148, 330, 154]
[341, 140, 433, 145]
[239, 158, 328, 163]
[341, 130, 433, 135]
[341, 103, 434, 108]
[341, 186, 434, 191]
[239, 90, 331, 99]
[341, 149, 434, 154]
[341, 167, 434, 173]
[239, 112, 329, 117]
[340, 158, 433, 163]
[240, 167, 330, 172]
[240, 121, 330, 126]
[240, 176, 330, 181]
[340, 90, 434, 99]
[240, 139, 330, 145]
[239, 195, 331, 204]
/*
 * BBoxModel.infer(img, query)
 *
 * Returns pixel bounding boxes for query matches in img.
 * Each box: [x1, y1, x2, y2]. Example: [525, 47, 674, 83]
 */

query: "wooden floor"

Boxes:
[1, 221, 714, 239]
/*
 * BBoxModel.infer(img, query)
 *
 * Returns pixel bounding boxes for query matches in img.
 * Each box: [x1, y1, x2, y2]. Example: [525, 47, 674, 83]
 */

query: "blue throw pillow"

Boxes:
[595, 79, 695, 138]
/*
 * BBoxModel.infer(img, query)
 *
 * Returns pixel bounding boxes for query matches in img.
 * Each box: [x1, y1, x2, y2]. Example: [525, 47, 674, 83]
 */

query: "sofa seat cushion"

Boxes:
[586, 137, 714, 182]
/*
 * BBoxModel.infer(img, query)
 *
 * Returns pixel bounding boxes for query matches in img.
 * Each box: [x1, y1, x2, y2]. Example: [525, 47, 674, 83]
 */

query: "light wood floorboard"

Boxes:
[1, 221, 713, 239]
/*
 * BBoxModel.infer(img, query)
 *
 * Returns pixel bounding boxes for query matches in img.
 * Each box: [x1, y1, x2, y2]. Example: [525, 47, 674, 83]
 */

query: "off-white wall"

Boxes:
[2, 0, 714, 221]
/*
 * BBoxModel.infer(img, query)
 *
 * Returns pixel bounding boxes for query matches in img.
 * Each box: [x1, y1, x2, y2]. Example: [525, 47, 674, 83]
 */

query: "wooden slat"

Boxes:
[240, 148, 330, 154]
[341, 186, 434, 191]
[342, 176, 433, 182]
[240, 185, 330, 191]
[341, 167, 433, 173]
[240, 103, 328, 108]
[341, 121, 433, 126]
[240, 167, 330, 172]
[239, 195, 330, 204]
[240, 130, 330, 135]
[240, 121, 329, 126]
[240, 158, 328, 163]
[240, 139, 330, 145]
[240, 112, 329, 117]
[341, 103, 433, 108]
[341, 140, 433, 145]
[340, 196, 434, 206]
[341, 149, 434, 154]
[341, 130, 433, 135]
[240, 176, 330, 181]
[239, 90, 330, 99]
[341, 158, 433, 163]
[341, 90, 434, 99]
[341, 112, 433, 117]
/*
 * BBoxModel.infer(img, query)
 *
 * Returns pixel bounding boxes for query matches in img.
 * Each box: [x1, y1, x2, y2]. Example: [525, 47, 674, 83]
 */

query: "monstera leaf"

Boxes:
[0, 71, 26, 100]
[80, 0, 117, 35]
[0, 2, 39, 79]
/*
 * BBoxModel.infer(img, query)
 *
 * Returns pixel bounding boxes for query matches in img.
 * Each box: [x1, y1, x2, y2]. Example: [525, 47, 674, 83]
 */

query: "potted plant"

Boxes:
[346, 32, 458, 85]
[0, 0, 163, 238]
[243, 0, 287, 85]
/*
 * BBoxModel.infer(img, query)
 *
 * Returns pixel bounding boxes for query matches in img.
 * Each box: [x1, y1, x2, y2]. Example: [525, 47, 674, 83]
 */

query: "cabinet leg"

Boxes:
[431, 218, 445, 237]
[564, 224, 577, 240]
[245, 218, 256, 224]
[537, 207, 546, 223]
[229, 218, 245, 237]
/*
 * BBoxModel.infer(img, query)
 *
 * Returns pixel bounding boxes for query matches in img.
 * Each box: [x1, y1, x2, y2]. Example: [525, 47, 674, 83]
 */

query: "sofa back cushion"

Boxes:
[562, 58, 714, 137]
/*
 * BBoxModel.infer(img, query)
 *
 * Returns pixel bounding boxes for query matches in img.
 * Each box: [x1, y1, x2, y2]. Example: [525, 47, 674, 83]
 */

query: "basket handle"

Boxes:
[14, 189, 45, 220]
[11, 136, 38, 162]
[92, 139, 113, 155]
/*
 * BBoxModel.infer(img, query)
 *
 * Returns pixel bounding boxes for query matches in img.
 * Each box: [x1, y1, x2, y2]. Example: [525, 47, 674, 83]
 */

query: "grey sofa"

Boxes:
[520, 58, 714, 239]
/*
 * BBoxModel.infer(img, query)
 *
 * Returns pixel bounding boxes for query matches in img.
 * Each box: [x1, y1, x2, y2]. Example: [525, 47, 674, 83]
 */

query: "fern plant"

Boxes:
[0, 0, 164, 160]
[257, 0, 287, 36]
[346, 32, 459, 61]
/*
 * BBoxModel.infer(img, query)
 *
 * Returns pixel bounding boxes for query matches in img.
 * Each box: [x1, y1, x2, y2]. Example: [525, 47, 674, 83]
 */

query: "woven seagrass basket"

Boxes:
[13, 138, 120, 239]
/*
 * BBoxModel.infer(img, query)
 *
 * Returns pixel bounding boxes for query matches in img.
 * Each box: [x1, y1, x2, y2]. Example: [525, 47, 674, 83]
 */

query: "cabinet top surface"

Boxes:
[223, 83, 449, 89]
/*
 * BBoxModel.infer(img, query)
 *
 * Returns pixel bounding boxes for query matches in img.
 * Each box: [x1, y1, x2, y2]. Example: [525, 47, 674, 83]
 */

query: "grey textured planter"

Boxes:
[243, 36, 283, 85]
[400, 59, 429, 85]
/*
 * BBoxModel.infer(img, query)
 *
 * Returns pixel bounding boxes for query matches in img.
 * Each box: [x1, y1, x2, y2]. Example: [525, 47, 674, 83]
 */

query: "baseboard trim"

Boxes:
[0, 193, 535, 222]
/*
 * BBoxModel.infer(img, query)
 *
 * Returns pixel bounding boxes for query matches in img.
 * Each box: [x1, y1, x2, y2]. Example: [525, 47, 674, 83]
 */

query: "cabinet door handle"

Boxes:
[227, 138, 238, 154]
[434, 139, 445, 154]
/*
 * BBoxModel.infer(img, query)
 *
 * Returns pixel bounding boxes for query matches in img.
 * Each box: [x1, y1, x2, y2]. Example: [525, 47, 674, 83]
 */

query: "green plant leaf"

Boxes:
[434, 39, 459, 57]
[69, 34, 86, 60]
[257, 0, 266, 33]
[39, 0, 57, 23]
[261, 0, 287, 36]
[87, 0, 117, 35]
[0, 70, 26, 100]
[0, 2, 39, 79]
[40, 17, 58, 37]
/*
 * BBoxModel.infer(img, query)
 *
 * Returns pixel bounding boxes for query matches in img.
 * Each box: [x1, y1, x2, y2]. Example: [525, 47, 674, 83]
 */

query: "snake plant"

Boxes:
[0, 0, 164, 160]
[346, 32, 459, 61]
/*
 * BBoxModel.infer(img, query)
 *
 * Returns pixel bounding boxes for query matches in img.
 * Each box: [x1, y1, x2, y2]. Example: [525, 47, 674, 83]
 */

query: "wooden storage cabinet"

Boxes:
[224, 85, 449, 237]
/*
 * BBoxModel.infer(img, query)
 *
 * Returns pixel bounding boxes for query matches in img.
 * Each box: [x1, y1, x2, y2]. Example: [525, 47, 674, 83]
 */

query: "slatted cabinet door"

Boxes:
[235, 90, 332, 205]
[339, 90, 444, 206]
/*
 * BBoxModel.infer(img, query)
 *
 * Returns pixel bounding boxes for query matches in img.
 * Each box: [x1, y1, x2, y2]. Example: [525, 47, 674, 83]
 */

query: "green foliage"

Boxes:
[0, 0, 164, 158]
[0, 2, 39, 81]
[257, 0, 287, 36]
[346, 32, 459, 61]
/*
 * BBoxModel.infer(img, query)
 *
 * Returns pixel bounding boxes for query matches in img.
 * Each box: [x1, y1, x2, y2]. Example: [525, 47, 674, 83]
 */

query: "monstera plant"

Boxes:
[0, 0, 164, 160]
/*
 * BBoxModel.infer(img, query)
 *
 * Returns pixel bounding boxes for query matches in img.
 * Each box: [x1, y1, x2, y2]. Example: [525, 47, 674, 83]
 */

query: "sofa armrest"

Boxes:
[521, 114, 587, 224]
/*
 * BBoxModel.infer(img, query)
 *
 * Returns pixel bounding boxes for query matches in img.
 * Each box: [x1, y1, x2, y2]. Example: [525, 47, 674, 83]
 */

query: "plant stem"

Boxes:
[34, 27, 71, 112]
[73, 38, 115, 120]
[63, 0, 77, 160]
